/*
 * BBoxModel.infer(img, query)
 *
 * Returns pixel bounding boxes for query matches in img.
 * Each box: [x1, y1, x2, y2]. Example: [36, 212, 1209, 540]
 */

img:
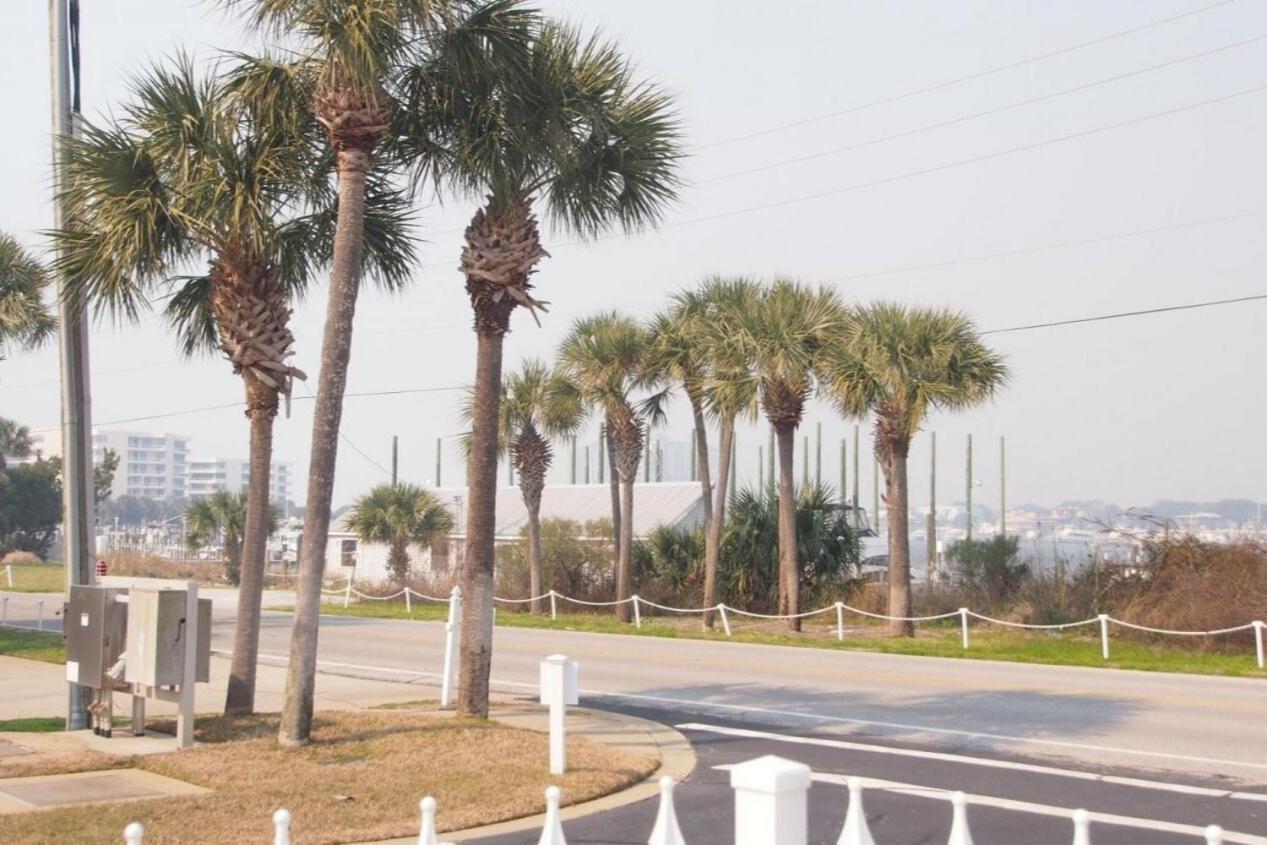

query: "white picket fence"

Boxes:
[320, 580, 1267, 669]
[118, 757, 1234, 844]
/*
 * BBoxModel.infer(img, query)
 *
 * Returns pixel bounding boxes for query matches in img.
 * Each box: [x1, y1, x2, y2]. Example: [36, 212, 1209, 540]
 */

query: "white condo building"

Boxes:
[187, 457, 293, 506]
[91, 430, 191, 500]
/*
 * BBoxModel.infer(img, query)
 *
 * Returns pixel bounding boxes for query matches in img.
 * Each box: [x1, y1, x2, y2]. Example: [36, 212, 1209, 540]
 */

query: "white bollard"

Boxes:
[836, 602, 845, 642]
[344, 579, 352, 609]
[36, 600, 44, 632]
[632, 595, 642, 629]
[549, 590, 558, 620]
[1, 596, 7, 627]
[536, 785, 567, 845]
[440, 586, 463, 708]
[959, 608, 970, 650]
[648, 776, 685, 845]
[718, 604, 731, 637]
[273, 809, 292, 845]
[418, 796, 438, 845]
[123, 821, 144, 844]
[405, 588, 412, 615]
[1253, 621, 1264, 670]
[946, 792, 974, 845]
[540, 654, 579, 775]
[1098, 615, 1110, 661]
[730, 755, 811, 845]
[4, 564, 11, 588]
[836, 777, 875, 845]
[1205, 824, 1225, 845]
[1071, 808, 1091, 845]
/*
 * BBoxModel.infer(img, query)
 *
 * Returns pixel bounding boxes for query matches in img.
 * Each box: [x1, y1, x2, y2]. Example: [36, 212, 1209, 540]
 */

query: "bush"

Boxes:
[1, 551, 43, 565]
[495, 518, 615, 603]
[947, 536, 1028, 611]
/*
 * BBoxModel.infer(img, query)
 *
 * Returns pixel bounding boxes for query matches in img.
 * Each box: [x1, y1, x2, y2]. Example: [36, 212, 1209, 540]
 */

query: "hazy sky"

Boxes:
[3, 0, 1265, 511]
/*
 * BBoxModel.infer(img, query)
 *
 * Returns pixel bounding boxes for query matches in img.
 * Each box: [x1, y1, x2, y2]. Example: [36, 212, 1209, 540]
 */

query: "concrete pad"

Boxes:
[0, 768, 208, 814]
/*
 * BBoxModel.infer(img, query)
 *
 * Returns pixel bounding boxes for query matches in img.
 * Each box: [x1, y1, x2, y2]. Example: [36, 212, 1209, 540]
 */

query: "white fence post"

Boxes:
[549, 590, 558, 620]
[418, 796, 438, 845]
[343, 578, 353, 609]
[404, 587, 412, 615]
[124, 822, 144, 844]
[1098, 614, 1110, 660]
[959, 608, 970, 650]
[273, 809, 292, 845]
[718, 604, 732, 637]
[1, 596, 7, 627]
[837, 776, 876, 845]
[4, 564, 11, 588]
[835, 602, 845, 642]
[537, 785, 566, 845]
[1253, 621, 1264, 670]
[540, 655, 578, 776]
[440, 586, 463, 708]
[36, 600, 44, 632]
[730, 755, 811, 845]
[632, 595, 642, 629]
[1071, 808, 1091, 845]
[648, 776, 685, 845]
[946, 792, 974, 845]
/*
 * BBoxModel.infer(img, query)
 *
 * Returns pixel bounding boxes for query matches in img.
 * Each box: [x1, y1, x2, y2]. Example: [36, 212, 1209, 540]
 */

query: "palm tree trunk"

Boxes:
[702, 418, 734, 629]
[775, 424, 800, 632]
[605, 418, 621, 584]
[526, 503, 544, 613]
[225, 375, 276, 716]
[457, 330, 503, 718]
[884, 440, 914, 636]
[279, 147, 371, 747]
[688, 392, 712, 525]
[617, 478, 635, 623]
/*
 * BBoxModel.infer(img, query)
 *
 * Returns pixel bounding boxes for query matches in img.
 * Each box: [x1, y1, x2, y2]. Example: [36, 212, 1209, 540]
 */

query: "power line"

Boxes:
[982, 293, 1267, 335]
[697, 34, 1267, 185]
[697, 0, 1241, 149]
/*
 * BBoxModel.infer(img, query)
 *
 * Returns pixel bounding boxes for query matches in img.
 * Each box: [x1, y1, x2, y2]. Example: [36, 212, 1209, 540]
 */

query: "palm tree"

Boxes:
[186, 492, 280, 586]
[693, 278, 762, 627]
[726, 280, 844, 630]
[343, 483, 454, 583]
[431, 20, 680, 718]
[461, 360, 582, 612]
[54, 57, 410, 716]
[0, 418, 35, 470]
[0, 235, 55, 361]
[560, 312, 654, 625]
[228, 0, 541, 745]
[822, 303, 1008, 635]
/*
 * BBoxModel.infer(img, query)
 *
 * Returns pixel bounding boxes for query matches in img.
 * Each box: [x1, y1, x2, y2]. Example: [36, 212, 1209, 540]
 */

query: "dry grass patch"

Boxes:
[0, 710, 654, 845]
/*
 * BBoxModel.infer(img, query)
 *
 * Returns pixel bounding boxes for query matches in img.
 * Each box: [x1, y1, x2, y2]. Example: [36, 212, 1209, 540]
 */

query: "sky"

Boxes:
[2, 0, 1265, 512]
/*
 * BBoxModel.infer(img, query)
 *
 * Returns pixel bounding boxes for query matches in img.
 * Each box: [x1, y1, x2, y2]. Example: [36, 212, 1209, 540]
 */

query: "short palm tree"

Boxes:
[822, 303, 1008, 634]
[229, 0, 541, 744]
[54, 57, 410, 717]
[0, 418, 35, 470]
[560, 312, 654, 625]
[461, 360, 582, 613]
[431, 20, 680, 718]
[725, 280, 844, 630]
[0, 235, 55, 361]
[344, 483, 454, 584]
[186, 492, 278, 586]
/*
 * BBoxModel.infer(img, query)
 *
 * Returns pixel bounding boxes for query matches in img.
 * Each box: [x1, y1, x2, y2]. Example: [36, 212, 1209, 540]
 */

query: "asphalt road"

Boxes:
[7, 591, 1267, 842]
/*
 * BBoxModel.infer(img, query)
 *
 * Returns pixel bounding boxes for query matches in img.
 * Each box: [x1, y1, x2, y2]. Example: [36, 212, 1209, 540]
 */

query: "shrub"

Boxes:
[947, 536, 1028, 611]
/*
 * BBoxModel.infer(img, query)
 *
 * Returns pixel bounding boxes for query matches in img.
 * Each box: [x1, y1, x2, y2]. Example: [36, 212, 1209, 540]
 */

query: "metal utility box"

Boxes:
[124, 590, 211, 687]
[65, 586, 128, 688]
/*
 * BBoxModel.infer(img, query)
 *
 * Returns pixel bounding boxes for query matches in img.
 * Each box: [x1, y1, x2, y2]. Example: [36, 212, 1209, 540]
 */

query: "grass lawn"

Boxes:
[0, 716, 65, 732]
[0, 627, 65, 664]
[294, 599, 1267, 679]
[2, 563, 64, 593]
[0, 710, 654, 845]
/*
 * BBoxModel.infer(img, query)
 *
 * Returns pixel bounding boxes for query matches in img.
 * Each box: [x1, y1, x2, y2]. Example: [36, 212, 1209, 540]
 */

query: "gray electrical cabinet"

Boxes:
[65, 586, 129, 688]
[124, 590, 211, 687]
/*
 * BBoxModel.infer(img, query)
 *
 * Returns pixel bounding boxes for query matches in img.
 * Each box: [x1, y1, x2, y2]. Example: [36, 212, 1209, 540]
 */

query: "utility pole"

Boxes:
[927, 432, 936, 580]
[852, 424, 860, 533]
[598, 425, 605, 484]
[801, 435, 808, 489]
[839, 438, 847, 505]
[999, 435, 1006, 537]
[655, 439, 663, 482]
[584, 445, 590, 484]
[965, 434, 974, 542]
[508, 452, 514, 487]
[689, 428, 697, 482]
[815, 422, 822, 487]
[434, 437, 442, 487]
[390, 435, 398, 486]
[53, 0, 93, 732]
[757, 444, 763, 494]
[570, 436, 577, 485]
[643, 429, 651, 482]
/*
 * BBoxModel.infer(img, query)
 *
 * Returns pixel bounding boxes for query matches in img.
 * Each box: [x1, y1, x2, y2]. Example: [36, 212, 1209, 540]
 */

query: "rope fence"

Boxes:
[318, 582, 1267, 669]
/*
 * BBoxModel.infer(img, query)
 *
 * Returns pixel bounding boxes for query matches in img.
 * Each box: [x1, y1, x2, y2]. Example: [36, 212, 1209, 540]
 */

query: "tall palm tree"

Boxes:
[430, 20, 680, 718]
[726, 280, 844, 630]
[560, 313, 653, 625]
[694, 278, 762, 627]
[186, 491, 280, 585]
[0, 235, 55, 362]
[229, 0, 541, 745]
[344, 483, 454, 583]
[54, 57, 411, 716]
[823, 303, 1008, 635]
[461, 360, 582, 612]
